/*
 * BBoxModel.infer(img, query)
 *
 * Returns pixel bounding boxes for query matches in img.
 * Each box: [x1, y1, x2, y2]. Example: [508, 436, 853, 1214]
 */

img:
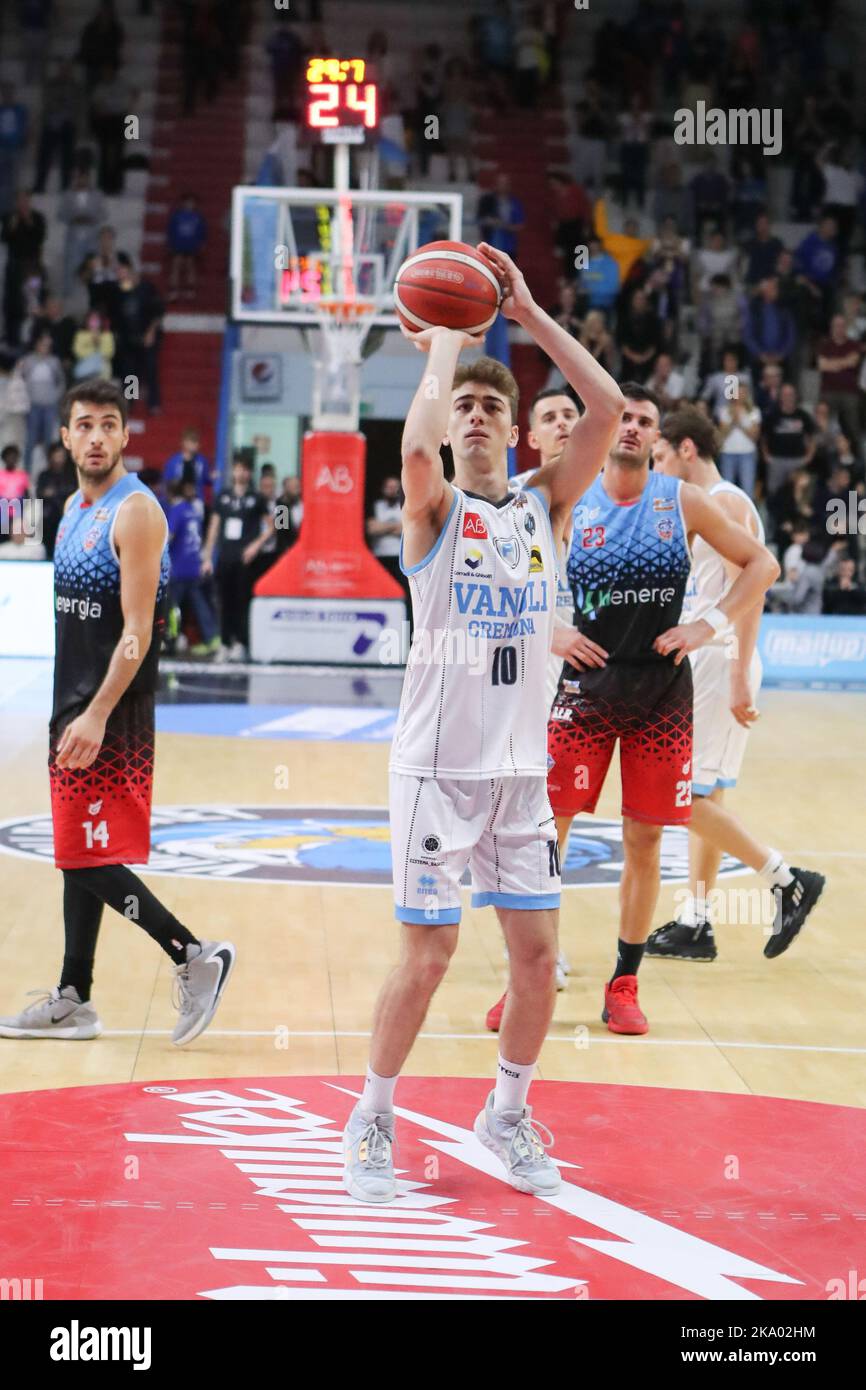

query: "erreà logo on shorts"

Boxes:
[55, 594, 102, 620]
[50, 1320, 151, 1371]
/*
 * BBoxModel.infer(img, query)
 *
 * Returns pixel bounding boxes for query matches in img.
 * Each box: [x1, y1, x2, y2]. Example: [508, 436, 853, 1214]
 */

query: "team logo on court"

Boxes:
[494, 537, 520, 569]
[2, 1078, 852, 1300]
[0, 807, 745, 887]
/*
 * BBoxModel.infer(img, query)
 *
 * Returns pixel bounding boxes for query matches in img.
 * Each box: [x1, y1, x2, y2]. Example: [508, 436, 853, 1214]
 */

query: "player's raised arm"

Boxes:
[399, 325, 481, 518]
[654, 486, 780, 665]
[476, 243, 624, 518]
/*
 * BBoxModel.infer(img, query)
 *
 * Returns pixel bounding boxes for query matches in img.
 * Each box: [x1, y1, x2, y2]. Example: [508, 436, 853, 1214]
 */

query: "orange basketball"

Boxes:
[393, 240, 502, 335]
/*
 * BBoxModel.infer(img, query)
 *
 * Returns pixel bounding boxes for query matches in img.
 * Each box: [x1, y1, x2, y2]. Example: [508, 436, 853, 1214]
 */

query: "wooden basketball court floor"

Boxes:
[0, 664, 863, 1111]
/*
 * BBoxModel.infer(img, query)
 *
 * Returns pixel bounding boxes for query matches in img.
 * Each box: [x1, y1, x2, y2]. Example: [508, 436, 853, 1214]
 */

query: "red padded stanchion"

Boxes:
[254, 431, 404, 599]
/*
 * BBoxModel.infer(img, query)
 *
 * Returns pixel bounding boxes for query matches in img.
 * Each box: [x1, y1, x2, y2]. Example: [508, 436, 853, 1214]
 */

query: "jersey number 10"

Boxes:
[491, 645, 517, 686]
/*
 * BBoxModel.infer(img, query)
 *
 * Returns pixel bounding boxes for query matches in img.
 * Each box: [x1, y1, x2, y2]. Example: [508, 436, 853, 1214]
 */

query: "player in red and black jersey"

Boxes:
[0, 378, 235, 1045]
[548, 384, 779, 1034]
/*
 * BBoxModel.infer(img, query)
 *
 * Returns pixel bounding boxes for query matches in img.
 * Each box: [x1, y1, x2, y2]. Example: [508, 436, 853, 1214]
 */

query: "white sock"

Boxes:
[677, 893, 708, 927]
[361, 1065, 398, 1116]
[758, 850, 794, 889]
[493, 1054, 535, 1116]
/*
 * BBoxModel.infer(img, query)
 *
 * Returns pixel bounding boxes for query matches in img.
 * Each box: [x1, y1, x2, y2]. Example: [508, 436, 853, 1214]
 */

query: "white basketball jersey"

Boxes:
[390, 484, 557, 778]
[681, 480, 765, 646]
[509, 470, 574, 711]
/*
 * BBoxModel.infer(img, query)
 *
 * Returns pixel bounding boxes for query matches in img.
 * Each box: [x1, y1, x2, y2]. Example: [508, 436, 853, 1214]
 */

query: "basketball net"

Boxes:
[309, 298, 377, 433]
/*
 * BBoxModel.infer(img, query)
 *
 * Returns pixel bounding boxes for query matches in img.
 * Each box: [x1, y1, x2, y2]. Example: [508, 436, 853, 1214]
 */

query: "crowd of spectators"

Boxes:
[0, 2, 224, 476]
[529, 0, 866, 614]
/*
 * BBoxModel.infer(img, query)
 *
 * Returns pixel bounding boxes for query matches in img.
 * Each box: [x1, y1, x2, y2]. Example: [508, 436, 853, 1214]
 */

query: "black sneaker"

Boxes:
[646, 920, 717, 961]
[764, 868, 826, 959]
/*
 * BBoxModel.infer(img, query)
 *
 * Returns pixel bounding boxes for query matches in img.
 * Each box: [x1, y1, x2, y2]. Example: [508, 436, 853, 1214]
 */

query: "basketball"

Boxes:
[393, 240, 502, 335]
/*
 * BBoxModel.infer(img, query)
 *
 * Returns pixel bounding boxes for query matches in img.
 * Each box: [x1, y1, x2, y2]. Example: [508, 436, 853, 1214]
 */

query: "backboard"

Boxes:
[230, 186, 463, 327]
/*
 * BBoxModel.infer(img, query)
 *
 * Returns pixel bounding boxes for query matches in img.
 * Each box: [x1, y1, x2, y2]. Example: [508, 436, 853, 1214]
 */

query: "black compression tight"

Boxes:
[59, 865, 198, 1001]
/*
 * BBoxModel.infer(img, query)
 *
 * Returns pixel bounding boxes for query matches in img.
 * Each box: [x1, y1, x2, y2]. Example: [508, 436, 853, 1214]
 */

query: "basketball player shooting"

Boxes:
[343, 246, 625, 1203]
[647, 407, 825, 962]
[545, 385, 780, 1036]
[0, 380, 235, 1046]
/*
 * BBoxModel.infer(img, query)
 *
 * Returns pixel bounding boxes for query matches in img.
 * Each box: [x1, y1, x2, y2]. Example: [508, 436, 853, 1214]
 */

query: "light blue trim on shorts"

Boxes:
[470, 891, 561, 910]
[693, 776, 738, 797]
[395, 904, 462, 925]
[400, 487, 459, 576]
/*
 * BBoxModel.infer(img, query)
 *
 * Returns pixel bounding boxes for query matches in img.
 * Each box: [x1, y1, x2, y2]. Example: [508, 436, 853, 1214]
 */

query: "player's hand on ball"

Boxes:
[551, 626, 608, 669]
[653, 620, 712, 665]
[475, 243, 534, 321]
[56, 708, 107, 770]
[730, 671, 759, 728]
[399, 324, 485, 353]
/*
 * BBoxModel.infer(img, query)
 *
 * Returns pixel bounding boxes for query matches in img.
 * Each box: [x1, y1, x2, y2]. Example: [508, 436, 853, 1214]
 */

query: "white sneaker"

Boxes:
[227, 642, 247, 663]
[172, 940, 236, 1045]
[473, 1090, 561, 1195]
[343, 1103, 397, 1203]
[0, 986, 102, 1040]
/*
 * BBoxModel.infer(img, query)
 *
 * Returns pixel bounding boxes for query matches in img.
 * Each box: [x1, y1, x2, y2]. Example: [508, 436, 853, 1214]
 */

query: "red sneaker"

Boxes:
[485, 991, 507, 1032]
[602, 975, 648, 1035]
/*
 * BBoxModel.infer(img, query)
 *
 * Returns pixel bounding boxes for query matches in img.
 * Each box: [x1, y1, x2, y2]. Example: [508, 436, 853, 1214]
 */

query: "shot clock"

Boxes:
[305, 57, 379, 144]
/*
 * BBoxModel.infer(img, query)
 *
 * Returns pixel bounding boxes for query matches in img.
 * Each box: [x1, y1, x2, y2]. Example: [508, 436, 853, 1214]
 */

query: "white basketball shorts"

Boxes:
[389, 772, 562, 924]
[691, 644, 763, 796]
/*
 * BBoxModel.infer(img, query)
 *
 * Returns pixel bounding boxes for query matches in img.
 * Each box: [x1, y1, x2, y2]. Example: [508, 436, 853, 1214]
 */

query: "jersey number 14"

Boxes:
[82, 818, 109, 849]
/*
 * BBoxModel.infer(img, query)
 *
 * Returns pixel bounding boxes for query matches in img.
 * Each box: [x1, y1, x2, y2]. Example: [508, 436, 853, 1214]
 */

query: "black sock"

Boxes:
[60, 872, 104, 1001]
[611, 939, 645, 982]
[63, 865, 198, 965]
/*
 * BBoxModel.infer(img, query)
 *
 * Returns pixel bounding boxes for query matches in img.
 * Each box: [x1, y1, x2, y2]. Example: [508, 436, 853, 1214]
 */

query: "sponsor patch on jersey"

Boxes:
[529, 545, 544, 573]
[93, 508, 110, 522]
[82, 526, 104, 551]
[656, 519, 674, 541]
[653, 498, 675, 512]
[464, 548, 483, 570]
[417, 873, 438, 896]
[494, 537, 520, 569]
[573, 504, 600, 527]
[463, 512, 488, 539]
[524, 511, 536, 537]
[421, 834, 442, 854]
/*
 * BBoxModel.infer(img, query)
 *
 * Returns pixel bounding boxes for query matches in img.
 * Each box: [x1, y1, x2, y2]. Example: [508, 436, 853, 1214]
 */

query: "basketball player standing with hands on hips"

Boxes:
[343, 245, 625, 1203]
[0, 379, 236, 1046]
[545, 385, 780, 1036]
